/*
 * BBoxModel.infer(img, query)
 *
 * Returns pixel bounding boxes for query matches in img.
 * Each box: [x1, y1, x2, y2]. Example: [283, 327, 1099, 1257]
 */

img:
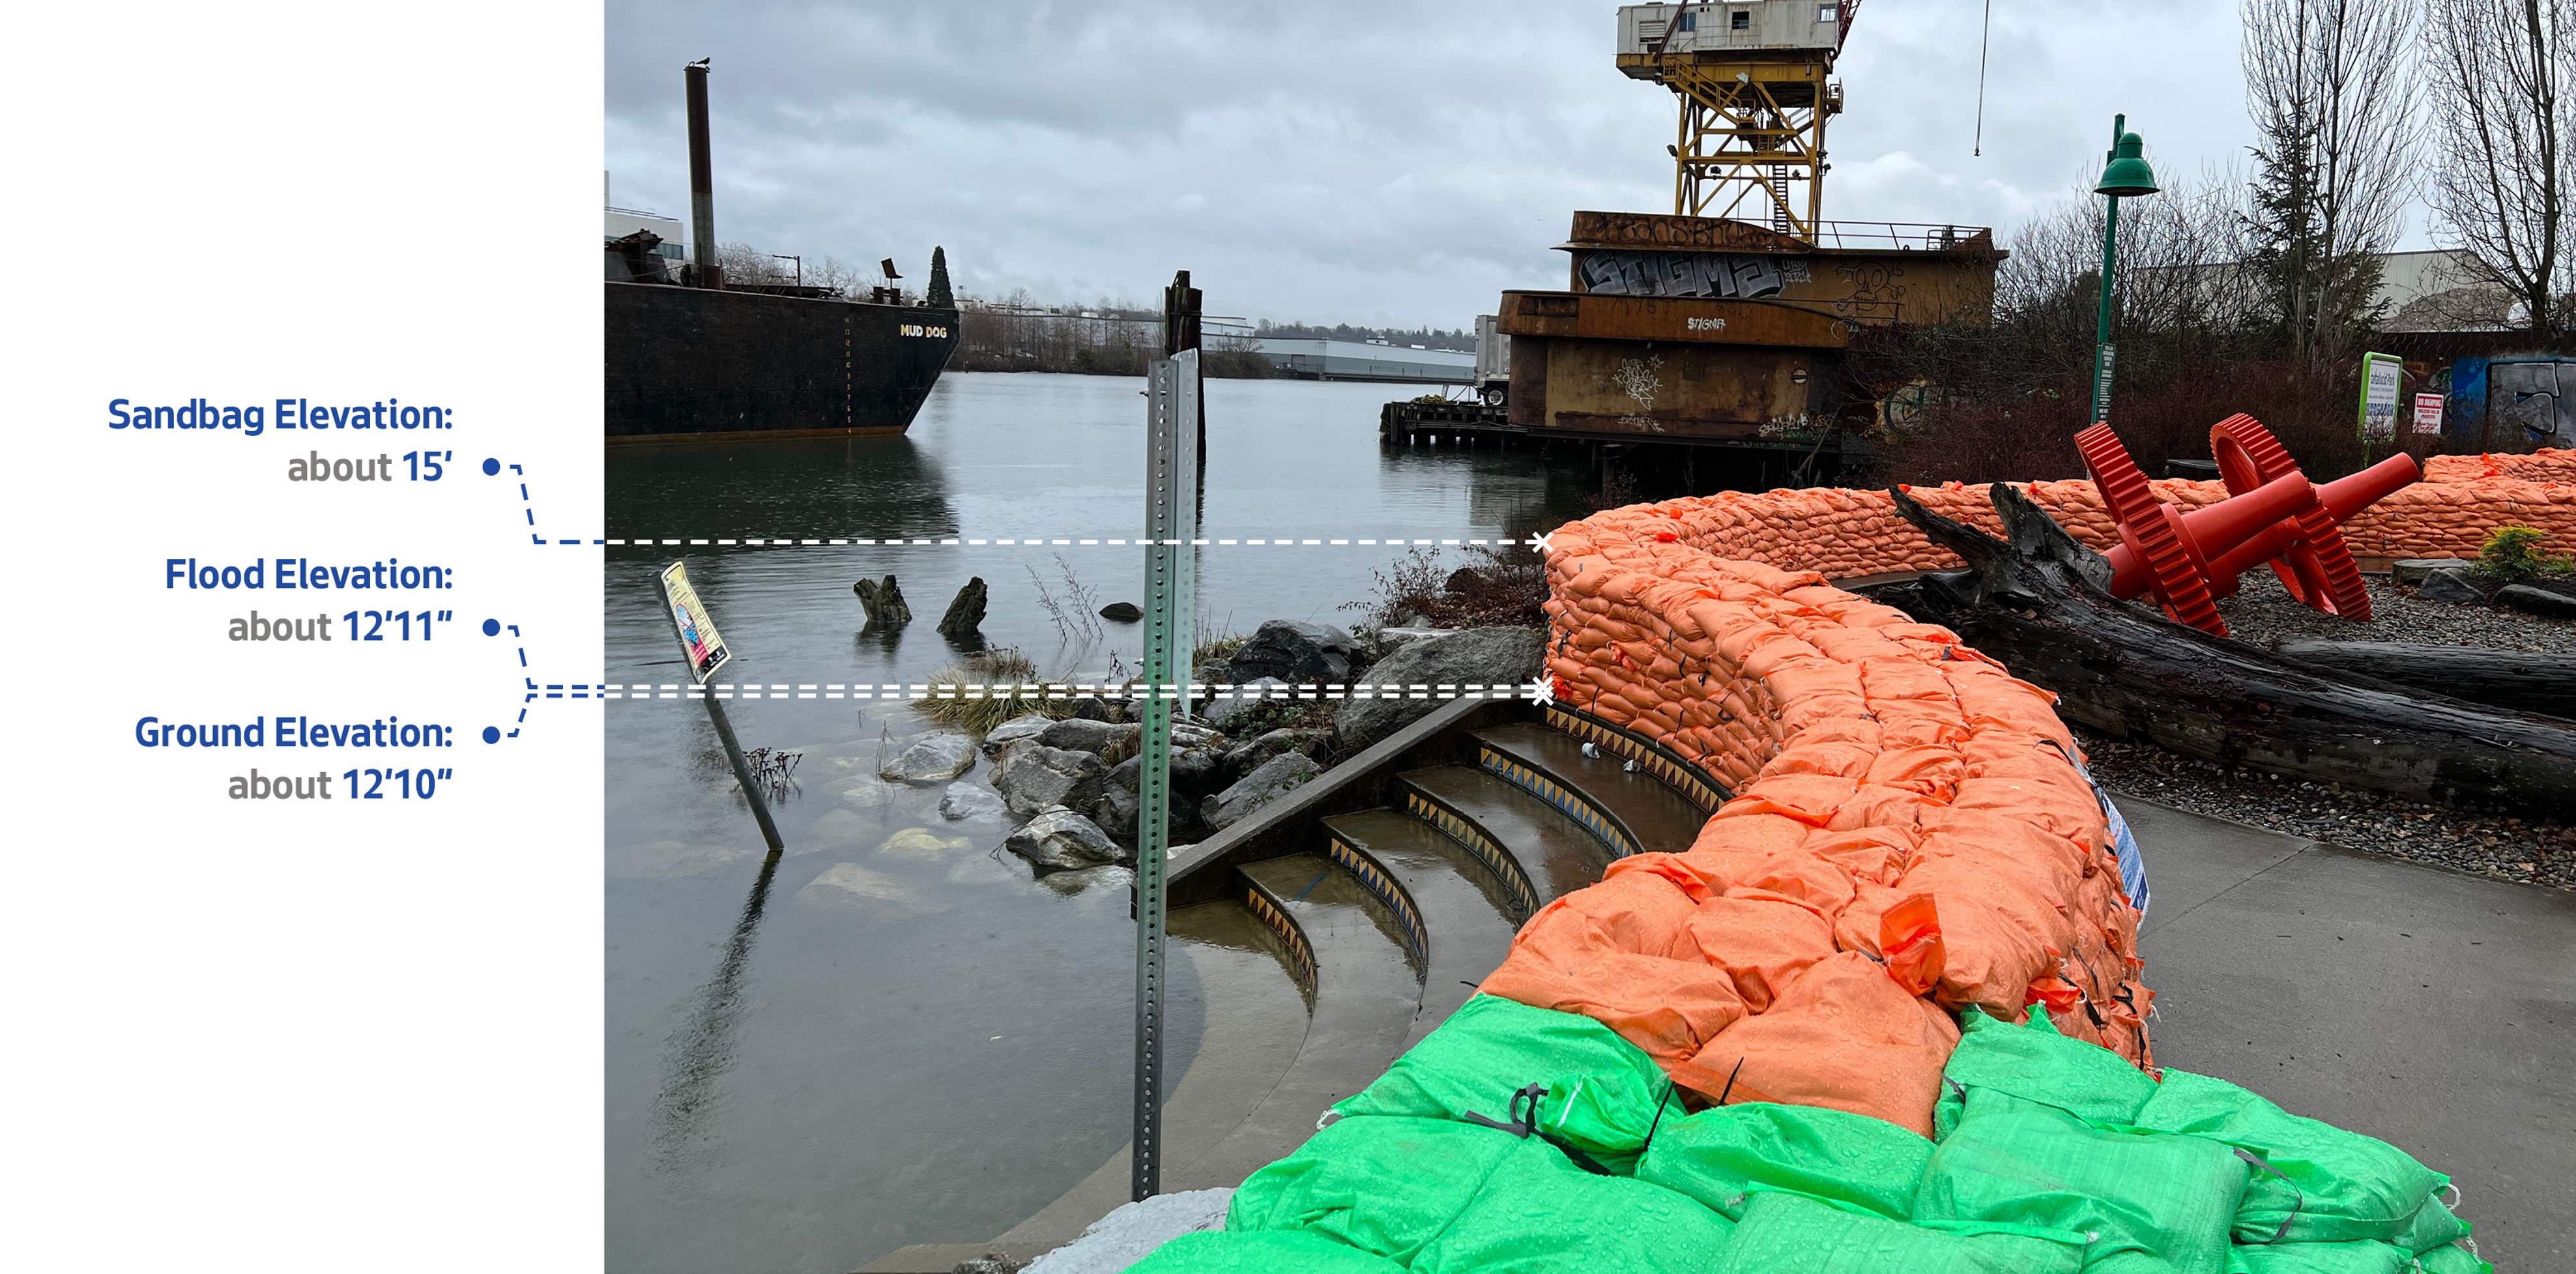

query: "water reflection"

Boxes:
[652, 848, 785, 1165]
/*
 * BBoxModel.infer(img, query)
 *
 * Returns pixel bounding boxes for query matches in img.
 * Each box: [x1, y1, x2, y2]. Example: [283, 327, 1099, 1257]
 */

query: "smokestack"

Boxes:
[684, 58, 721, 289]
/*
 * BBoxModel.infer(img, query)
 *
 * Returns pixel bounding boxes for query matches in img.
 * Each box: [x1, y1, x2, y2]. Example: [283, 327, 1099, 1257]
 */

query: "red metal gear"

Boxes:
[2208, 414, 2373, 620]
[2077, 424, 2229, 635]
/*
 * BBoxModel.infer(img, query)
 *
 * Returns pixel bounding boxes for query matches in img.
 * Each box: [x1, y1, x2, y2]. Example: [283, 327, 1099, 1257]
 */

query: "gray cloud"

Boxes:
[607, 1, 2359, 328]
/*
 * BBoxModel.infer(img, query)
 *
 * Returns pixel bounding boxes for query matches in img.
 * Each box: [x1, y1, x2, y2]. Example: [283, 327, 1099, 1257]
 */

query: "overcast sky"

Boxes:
[604, 1, 2419, 330]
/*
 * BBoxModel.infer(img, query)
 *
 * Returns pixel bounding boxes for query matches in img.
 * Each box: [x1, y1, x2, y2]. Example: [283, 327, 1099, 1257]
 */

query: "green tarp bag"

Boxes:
[2224, 1239, 2408, 1274]
[1915, 1088, 2248, 1274]
[2385, 1196, 2468, 1254]
[1331, 994, 1672, 1173]
[1226, 1116, 1526, 1265]
[2133, 1069, 2446, 1246]
[2409, 1241, 2493, 1274]
[1410, 1131, 1736, 1274]
[1638, 1100, 1933, 1221]
[1712, 1189, 2087, 1274]
[1126, 1228, 1408, 1274]
[1934, 1007, 2158, 1139]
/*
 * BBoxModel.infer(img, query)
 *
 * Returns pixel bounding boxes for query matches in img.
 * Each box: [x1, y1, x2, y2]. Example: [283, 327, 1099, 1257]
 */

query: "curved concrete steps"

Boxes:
[1185, 854, 1422, 1185]
[1469, 721, 1713, 858]
[1396, 764, 1618, 919]
[1317, 808, 1519, 1048]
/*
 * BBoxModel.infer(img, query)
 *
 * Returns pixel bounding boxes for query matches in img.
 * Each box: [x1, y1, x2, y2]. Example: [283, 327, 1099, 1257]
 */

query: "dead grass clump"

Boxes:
[914, 647, 1075, 734]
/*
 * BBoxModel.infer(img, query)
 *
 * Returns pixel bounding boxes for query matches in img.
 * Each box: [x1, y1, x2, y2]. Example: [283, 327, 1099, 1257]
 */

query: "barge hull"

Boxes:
[605, 282, 958, 442]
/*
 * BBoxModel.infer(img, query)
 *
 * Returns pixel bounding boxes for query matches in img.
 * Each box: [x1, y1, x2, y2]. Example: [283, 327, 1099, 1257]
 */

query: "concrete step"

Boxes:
[1186, 854, 1421, 1185]
[1395, 764, 1616, 921]
[1469, 721, 1713, 858]
[964, 903, 1310, 1257]
[1317, 808, 1520, 1047]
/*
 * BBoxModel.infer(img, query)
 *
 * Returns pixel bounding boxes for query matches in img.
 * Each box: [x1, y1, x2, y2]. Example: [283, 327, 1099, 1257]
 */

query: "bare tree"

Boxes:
[2421, 0, 2571, 337]
[2240, 0, 2423, 358]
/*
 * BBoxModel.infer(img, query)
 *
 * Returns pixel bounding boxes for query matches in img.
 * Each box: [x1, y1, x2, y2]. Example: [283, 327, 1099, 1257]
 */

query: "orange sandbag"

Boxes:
[1480, 908, 1750, 1064]
[1677, 888, 1838, 1013]
[1669, 952, 1960, 1138]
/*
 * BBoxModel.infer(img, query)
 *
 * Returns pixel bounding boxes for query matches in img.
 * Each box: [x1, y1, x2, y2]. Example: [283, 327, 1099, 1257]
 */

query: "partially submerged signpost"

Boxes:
[1131, 347, 1200, 1201]
[658, 561, 785, 854]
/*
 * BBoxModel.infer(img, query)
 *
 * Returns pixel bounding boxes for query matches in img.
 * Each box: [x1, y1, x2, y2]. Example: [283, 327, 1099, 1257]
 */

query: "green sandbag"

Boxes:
[1933, 1008, 2158, 1138]
[1410, 1133, 1736, 1274]
[1126, 1228, 1409, 1274]
[1226, 1116, 1525, 1264]
[2385, 1196, 2468, 1254]
[2410, 1241, 2494, 1274]
[2133, 1069, 2446, 1246]
[1915, 1088, 2248, 1274]
[1638, 1100, 1933, 1221]
[2224, 1239, 2407, 1274]
[1713, 1189, 2087, 1274]
[1331, 994, 1671, 1172]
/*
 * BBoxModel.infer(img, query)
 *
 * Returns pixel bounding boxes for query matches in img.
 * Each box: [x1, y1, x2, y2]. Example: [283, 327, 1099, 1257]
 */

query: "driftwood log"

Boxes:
[936, 576, 989, 640]
[2270, 639, 2576, 721]
[854, 575, 912, 629]
[1875, 483, 2576, 813]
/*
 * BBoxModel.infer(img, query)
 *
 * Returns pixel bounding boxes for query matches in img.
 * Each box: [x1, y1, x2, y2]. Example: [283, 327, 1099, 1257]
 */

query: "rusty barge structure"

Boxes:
[1386, 1, 2004, 489]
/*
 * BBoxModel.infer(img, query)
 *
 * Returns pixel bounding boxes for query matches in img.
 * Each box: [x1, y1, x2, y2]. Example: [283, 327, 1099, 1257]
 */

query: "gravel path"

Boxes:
[2079, 729, 2574, 891]
[2210, 572, 2576, 654]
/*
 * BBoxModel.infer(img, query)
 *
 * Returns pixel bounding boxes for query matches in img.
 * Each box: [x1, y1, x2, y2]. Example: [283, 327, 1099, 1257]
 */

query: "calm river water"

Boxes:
[603, 372, 1597, 1272]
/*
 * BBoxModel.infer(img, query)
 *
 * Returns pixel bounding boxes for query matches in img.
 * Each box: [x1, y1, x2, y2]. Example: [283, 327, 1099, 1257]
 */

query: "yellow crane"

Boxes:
[1616, 1, 1859, 240]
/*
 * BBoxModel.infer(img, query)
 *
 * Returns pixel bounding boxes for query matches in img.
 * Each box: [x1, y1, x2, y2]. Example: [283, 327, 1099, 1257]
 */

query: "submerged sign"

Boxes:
[659, 562, 731, 684]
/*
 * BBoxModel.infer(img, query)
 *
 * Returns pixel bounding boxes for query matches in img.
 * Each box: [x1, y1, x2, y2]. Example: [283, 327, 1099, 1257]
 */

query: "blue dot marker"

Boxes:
[481, 726, 501, 744]
[481, 457, 500, 476]
[482, 618, 501, 636]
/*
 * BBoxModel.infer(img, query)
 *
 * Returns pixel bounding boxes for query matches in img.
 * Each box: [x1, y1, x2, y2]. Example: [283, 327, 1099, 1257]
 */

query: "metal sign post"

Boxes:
[658, 561, 785, 854]
[1133, 349, 1199, 1200]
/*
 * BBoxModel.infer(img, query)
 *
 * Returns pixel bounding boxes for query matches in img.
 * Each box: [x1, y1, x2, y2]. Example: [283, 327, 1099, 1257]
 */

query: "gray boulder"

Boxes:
[1335, 626, 1546, 753]
[981, 714, 1054, 757]
[991, 744, 1108, 817]
[1202, 676, 1292, 731]
[1227, 620, 1358, 683]
[878, 732, 976, 783]
[1040, 717, 1141, 758]
[2392, 558, 2471, 585]
[1070, 695, 1125, 723]
[2496, 582, 2576, 619]
[1099, 601, 1144, 622]
[794, 862, 945, 916]
[938, 781, 1007, 821]
[1093, 785, 1140, 839]
[1224, 727, 1329, 777]
[1201, 752, 1320, 831]
[1377, 626, 1459, 651]
[1107, 738, 1232, 795]
[1005, 805, 1127, 871]
[2418, 567, 2484, 605]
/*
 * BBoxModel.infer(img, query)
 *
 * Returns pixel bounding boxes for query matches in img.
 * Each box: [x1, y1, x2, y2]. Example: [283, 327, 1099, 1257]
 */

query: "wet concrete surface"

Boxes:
[2124, 794, 2576, 1269]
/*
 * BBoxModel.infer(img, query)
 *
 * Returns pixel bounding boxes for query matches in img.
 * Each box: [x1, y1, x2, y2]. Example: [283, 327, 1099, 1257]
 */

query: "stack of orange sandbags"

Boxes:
[1499, 502, 2150, 1138]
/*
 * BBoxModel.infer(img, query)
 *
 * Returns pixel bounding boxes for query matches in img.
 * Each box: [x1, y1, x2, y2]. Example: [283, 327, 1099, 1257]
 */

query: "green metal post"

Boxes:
[1133, 348, 1198, 1200]
[2091, 113, 2126, 426]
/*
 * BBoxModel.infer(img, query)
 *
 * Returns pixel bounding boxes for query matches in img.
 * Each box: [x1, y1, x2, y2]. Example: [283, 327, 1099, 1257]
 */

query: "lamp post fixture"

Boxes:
[2090, 115, 2160, 426]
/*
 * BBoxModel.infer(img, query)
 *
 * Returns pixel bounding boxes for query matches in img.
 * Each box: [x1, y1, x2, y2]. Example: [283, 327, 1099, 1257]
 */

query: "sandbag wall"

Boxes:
[1520, 512, 2150, 1139]
[1573, 448, 2576, 580]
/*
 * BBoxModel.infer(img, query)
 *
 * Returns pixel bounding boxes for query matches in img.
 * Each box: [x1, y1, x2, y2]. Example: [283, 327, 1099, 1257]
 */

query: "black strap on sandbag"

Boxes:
[1462, 1082, 1616, 1176]
[2234, 1148, 2306, 1244]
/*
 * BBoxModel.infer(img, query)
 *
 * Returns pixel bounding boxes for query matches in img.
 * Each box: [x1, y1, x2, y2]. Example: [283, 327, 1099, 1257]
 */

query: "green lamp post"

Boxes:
[2090, 115, 2160, 426]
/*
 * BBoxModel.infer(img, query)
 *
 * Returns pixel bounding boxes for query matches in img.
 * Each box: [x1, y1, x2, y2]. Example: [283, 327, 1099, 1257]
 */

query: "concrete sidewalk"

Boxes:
[2122, 795, 2576, 1270]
